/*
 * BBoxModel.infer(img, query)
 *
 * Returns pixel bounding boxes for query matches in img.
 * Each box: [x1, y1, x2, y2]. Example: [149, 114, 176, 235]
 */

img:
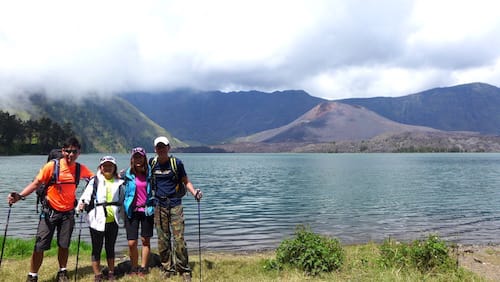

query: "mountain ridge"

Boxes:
[2, 82, 500, 153]
[121, 89, 325, 145]
[339, 82, 500, 134]
[235, 101, 441, 143]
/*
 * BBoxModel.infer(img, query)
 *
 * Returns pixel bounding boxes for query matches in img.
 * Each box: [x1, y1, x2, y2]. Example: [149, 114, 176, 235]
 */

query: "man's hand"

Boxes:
[194, 189, 203, 201]
[7, 192, 24, 205]
[77, 201, 86, 213]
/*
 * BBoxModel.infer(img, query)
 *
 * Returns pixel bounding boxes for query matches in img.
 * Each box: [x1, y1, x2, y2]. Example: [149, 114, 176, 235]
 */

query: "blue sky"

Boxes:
[1, 0, 499, 101]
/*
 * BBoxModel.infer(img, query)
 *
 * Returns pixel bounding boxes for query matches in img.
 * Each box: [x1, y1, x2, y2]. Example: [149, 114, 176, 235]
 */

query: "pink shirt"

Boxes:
[134, 174, 147, 212]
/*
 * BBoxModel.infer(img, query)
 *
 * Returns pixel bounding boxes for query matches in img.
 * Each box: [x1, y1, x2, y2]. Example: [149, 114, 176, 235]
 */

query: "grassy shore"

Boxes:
[0, 237, 487, 282]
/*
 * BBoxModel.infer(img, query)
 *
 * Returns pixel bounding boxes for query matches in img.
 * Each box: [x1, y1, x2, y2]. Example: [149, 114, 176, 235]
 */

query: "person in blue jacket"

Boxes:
[122, 147, 155, 276]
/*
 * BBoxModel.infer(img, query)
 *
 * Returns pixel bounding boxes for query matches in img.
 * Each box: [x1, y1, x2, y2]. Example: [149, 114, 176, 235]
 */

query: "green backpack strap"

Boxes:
[149, 156, 158, 193]
[170, 157, 178, 191]
[149, 156, 158, 168]
[170, 156, 177, 174]
[170, 156, 186, 197]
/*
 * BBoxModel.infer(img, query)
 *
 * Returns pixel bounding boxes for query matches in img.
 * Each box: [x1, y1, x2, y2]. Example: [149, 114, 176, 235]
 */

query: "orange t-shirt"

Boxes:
[37, 158, 94, 212]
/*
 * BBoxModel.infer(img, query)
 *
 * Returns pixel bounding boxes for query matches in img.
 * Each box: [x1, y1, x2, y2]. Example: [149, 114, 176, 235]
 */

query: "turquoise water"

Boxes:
[1, 153, 500, 252]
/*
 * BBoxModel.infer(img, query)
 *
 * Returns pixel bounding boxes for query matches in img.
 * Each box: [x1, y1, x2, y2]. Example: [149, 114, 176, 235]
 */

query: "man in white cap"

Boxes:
[150, 136, 202, 282]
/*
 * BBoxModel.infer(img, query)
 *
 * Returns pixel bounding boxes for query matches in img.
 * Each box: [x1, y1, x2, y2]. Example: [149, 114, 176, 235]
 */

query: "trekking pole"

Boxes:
[196, 191, 202, 282]
[74, 201, 84, 282]
[0, 203, 12, 268]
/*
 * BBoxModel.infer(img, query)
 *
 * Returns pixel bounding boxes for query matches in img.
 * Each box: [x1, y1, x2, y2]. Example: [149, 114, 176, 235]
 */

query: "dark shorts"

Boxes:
[35, 210, 75, 251]
[124, 211, 154, 240]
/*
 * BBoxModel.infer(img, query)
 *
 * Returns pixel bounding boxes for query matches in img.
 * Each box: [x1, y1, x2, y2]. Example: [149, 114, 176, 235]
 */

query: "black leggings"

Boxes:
[89, 221, 119, 262]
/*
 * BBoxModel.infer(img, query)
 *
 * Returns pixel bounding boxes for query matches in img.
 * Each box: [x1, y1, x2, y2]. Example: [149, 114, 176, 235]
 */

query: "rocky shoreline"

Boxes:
[458, 244, 500, 281]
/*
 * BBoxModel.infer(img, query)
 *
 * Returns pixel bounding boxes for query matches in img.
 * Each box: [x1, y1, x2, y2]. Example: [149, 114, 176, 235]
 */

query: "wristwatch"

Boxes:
[16, 193, 25, 201]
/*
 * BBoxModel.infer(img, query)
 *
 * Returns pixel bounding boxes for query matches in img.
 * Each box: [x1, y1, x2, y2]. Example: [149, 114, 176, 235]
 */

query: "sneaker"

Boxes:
[26, 274, 38, 282]
[56, 270, 69, 282]
[94, 274, 103, 282]
[107, 271, 115, 281]
[182, 272, 192, 282]
[138, 266, 149, 277]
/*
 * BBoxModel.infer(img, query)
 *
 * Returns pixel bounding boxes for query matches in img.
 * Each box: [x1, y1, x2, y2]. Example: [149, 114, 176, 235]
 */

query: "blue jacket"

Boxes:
[123, 167, 155, 218]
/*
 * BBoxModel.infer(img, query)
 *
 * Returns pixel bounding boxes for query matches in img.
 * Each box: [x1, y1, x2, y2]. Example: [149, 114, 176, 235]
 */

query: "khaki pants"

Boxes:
[154, 204, 191, 274]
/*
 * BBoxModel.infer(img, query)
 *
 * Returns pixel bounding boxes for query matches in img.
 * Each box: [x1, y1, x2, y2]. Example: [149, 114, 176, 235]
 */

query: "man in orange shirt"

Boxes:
[8, 137, 94, 282]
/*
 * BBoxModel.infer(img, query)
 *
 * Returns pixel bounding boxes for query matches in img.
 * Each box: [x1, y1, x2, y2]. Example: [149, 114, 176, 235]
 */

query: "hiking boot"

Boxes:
[56, 270, 69, 282]
[182, 272, 192, 282]
[160, 266, 175, 278]
[94, 274, 103, 282]
[26, 274, 38, 282]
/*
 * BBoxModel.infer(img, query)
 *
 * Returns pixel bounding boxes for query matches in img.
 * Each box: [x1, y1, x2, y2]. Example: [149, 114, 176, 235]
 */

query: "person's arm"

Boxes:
[7, 179, 42, 205]
[77, 177, 95, 211]
[80, 164, 95, 182]
[182, 176, 202, 201]
[178, 160, 202, 200]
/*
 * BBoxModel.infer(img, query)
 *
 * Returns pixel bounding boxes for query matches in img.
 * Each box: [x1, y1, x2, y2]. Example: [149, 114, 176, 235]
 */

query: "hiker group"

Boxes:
[6, 136, 203, 282]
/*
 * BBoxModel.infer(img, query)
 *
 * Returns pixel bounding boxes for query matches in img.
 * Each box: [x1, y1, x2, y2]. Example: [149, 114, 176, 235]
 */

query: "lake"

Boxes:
[1, 153, 500, 253]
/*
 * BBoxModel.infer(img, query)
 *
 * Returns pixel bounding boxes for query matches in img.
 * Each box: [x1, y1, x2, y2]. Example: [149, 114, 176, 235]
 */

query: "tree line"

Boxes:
[0, 110, 75, 155]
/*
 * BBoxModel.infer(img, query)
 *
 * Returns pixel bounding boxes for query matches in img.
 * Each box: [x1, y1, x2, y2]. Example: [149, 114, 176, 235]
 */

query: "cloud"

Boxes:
[1, 0, 500, 101]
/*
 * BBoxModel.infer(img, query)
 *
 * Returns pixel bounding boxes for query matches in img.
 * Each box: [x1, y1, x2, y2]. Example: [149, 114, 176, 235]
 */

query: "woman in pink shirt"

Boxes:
[122, 147, 155, 276]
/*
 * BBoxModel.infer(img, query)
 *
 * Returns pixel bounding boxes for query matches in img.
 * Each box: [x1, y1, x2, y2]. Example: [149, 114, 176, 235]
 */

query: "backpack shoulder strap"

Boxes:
[170, 156, 177, 175]
[149, 156, 158, 193]
[75, 162, 81, 186]
[149, 156, 158, 168]
[91, 175, 98, 202]
[170, 156, 186, 197]
[84, 176, 99, 212]
[50, 159, 81, 187]
[49, 159, 59, 185]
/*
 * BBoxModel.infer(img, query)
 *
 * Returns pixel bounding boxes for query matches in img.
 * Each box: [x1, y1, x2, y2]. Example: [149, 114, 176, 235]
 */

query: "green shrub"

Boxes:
[409, 234, 456, 272]
[378, 237, 411, 269]
[269, 225, 345, 276]
[379, 234, 457, 273]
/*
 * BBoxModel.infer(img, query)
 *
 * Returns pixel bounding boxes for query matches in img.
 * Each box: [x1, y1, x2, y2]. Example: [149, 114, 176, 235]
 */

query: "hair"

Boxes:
[130, 154, 148, 176]
[63, 136, 81, 149]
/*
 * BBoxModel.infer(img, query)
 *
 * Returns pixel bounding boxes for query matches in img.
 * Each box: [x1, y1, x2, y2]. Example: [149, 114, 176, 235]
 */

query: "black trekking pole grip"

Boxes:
[195, 189, 201, 203]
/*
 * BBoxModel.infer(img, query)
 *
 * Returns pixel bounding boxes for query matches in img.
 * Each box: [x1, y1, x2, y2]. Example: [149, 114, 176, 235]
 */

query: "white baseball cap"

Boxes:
[154, 136, 170, 147]
[99, 155, 116, 166]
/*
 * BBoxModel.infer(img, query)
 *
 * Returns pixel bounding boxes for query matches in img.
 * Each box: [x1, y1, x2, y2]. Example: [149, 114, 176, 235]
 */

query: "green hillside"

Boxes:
[21, 94, 186, 153]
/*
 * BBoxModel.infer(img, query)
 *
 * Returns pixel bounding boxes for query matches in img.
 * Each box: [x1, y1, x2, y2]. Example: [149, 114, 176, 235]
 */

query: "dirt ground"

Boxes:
[458, 244, 500, 281]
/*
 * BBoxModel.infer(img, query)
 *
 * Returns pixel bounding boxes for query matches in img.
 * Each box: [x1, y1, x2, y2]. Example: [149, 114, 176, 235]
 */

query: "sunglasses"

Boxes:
[63, 149, 79, 154]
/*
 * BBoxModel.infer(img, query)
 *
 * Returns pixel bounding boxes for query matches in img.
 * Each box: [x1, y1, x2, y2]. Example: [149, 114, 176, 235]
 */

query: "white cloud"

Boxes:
[1, 0, 500, 101]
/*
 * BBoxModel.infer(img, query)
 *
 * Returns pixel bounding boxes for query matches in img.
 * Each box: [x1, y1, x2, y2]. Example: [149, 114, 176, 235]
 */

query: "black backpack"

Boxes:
[36, 151, 81, 213]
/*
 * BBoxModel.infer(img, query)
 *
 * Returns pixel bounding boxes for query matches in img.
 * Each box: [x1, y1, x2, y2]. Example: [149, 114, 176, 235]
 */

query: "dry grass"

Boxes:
[0, 243, 488, 282]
